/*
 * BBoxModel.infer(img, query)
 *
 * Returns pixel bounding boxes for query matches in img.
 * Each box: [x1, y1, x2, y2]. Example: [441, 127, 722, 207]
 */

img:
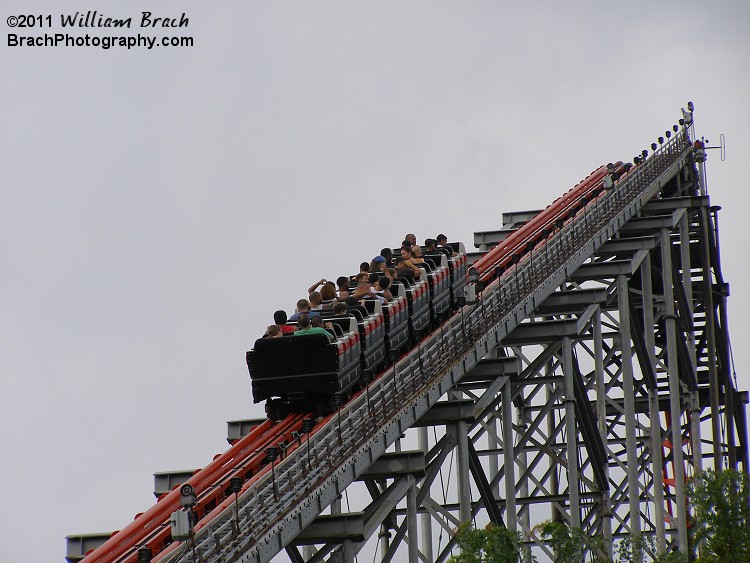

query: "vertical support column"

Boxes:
[489, 419, 500, 499]
[661, 228, 689, 553]
[642, 257, 667, 554]
[618, 274, 641, 541]
[487, 416, 502, 536]
[718, 295, 736, 468]
[689, 392, 703, 473]
[680, 213, 704, 474]
[456, 420, 472, 523]
[679, 213, 696, 369]
[712, 206, 736, 468]
[417, 427, 433, 562]
[593, 308, 612, 557]
[649, 393, 667, 555]
[562, 336, 580, 528]
[488, 348, 502, 501]
[517, 402, 531, 535]
[547, 357, 561, 524]
[699, 206, 722, 470]
[513, 345, 530, 535]
[503, 377, 517, 531]
[379, 524, 391, 560]
[379, 479, 391, 558]
[407, 475, 419, 563]
[342, 539, 354, 563]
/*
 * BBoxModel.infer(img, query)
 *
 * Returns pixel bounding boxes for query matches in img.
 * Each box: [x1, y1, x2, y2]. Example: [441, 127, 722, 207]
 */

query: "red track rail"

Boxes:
[470, 162, 626, 284]
[84, 415, 310, 562]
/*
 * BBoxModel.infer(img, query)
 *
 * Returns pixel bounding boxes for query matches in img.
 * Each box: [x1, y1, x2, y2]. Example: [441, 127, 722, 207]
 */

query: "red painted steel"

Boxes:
[470, 162, 626, 284]
[84, 415, 309, 562]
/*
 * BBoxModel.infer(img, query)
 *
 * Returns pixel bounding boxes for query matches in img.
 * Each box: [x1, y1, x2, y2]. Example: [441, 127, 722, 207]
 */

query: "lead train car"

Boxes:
[246, 242, 467, 419]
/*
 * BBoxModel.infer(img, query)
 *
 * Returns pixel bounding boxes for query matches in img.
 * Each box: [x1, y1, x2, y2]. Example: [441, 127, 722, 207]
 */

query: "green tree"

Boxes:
[537, 521, 610, 562]
[615, 535, 689, 563]
[688, 468, 750, 562]
[448, 522, 534, 563]
[450, 470, 750, 563]
[615, 533, 645, 563]
[654, 554, 689, 563]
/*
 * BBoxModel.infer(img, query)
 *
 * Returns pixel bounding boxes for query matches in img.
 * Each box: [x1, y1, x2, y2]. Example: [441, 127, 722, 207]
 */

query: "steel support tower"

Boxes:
[69, 111, 748, 563]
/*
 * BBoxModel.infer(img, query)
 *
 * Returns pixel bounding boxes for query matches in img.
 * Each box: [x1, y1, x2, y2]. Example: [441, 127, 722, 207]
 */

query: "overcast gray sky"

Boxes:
[2, 2, 749, 561]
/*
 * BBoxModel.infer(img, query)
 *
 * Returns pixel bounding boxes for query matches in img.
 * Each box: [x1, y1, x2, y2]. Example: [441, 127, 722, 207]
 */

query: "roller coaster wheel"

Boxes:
[361, 370, 373, 385]
[389, 347, 400, 362]
[266, 399, 288, 421]
[332, 393, 344, 410]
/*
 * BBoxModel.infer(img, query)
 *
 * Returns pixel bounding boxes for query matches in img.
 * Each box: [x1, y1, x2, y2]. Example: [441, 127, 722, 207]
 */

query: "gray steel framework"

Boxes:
[149, 123, 746, 563]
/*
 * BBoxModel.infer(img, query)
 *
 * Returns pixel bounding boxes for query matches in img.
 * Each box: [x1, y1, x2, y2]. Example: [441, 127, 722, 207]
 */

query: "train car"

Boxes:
[247, 329, 362, 419]
[361, 296, 410, 362]
[420, 252, 452, 323]
[394, 274, 431, 343]
[247, 159, 635, 420]
[425, 241, 468, 309]
[246, 244, 468, 417]
[331, 305, 386, 377]
[249, 159, 624, 418]
[447, 242, 468, 307]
